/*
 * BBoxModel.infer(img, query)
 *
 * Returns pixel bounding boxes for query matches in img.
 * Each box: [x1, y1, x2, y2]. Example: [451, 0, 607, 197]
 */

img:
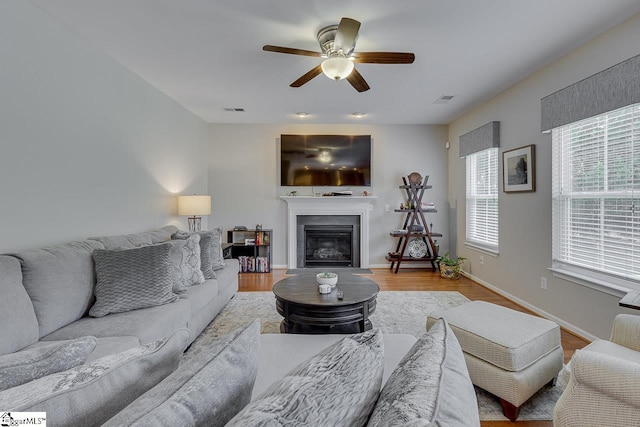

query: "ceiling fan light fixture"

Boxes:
[321, 56, 354, 81]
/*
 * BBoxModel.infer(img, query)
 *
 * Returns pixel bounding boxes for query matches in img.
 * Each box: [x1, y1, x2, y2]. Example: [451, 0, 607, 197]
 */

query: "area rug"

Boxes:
[185, 291, 562, 421]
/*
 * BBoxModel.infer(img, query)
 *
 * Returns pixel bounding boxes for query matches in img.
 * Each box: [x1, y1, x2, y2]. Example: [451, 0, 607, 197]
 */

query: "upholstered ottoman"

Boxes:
[427, 301, 563, 421]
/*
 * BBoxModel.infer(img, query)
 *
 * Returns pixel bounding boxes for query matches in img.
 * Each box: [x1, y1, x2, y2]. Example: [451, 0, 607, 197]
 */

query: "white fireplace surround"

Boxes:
[280, 196, 377, 269]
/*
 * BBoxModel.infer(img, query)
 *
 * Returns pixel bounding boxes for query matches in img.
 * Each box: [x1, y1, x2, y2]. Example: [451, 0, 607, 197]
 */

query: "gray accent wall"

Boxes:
[0, 1, 209, 252]
[448, 12, 640, 339]
[208, 124, 449, 268]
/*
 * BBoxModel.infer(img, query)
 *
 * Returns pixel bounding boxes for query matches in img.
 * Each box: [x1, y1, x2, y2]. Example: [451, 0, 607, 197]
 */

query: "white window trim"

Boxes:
[549, 265, 635, 297]
[550, 103, 640, 297]
[464, 241, 500, 257]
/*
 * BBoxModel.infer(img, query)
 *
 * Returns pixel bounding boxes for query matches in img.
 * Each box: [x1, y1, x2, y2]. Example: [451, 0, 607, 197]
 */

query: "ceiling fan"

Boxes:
[263, 17, 415, 92]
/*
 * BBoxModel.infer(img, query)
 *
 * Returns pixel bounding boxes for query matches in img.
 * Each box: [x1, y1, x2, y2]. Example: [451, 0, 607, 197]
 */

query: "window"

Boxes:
[466, 147, 499, 253]
[552, 103, 640, 291]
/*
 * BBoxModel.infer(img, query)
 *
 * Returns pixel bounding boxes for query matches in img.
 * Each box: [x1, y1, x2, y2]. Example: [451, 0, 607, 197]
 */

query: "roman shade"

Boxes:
[541, 54, 640, 132]
[459, 122, 500, 157]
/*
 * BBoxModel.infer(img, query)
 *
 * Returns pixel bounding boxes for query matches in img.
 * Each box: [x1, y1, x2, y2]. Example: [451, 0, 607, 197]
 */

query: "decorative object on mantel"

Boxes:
[503, 144, 536, 193]
[178, 195, 211, 232]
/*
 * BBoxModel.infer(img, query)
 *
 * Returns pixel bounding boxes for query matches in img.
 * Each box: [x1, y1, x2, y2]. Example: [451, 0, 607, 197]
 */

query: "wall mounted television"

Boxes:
[280, 134, 372, 187]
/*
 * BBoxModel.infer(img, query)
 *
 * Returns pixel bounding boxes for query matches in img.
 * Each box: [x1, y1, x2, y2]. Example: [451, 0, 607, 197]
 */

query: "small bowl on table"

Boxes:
[316, 272, 338, 288]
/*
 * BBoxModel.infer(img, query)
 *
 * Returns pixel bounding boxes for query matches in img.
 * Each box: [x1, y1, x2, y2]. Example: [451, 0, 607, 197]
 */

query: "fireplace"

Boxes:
[297, 215, 360, 268]
[281, 195, 376, 269]
[304, 225, 353, 267]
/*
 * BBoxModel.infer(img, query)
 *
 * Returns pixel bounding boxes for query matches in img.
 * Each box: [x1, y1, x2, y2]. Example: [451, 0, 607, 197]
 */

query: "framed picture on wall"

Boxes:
[503, 144, 535, 192]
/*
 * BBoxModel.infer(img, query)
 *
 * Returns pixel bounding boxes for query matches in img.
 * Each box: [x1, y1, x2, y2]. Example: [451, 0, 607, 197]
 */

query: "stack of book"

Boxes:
[238, 256, 270, 273]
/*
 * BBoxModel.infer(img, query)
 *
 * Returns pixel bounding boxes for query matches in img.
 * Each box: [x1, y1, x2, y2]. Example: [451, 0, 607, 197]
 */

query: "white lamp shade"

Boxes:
[321, 57, 354, 81]
[178, 195, 211, 216]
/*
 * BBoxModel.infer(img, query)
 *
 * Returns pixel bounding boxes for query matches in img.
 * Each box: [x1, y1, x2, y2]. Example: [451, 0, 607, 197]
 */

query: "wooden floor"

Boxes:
[239, 268, 589, 427]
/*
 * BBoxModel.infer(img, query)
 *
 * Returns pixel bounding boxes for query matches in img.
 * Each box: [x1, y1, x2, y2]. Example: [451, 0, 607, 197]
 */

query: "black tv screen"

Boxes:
[280, 134, 372, 187]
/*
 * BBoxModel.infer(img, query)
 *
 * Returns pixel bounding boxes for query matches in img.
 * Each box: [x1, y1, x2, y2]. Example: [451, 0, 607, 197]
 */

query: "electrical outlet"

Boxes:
[479, 255, 484, 265]
[541, 277, 548, 290]
[385, 204, 390, 212]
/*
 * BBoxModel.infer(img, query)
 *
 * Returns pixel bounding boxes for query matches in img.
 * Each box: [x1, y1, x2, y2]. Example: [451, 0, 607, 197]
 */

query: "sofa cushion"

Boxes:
[0, 336, 97, 391]
[103, 320, 260, 427]
[45, 298, 191, 345]
[12, 240, 105, 337]
[90, 243, 179, 317]
[213, 258, 239, 295]
[167, 235, 205, 293]
[227, 329, 384, 427]
[88, 225, 178, 250]
[26, 336, 141, 364]
[0, 329, 190, 427]
[0, 255, 39, 355]
[367, 319, 480, 427]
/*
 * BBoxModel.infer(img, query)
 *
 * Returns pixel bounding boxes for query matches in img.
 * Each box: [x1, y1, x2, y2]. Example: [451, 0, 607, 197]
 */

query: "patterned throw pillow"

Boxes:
[227, 329, 384, 427]
[166, 235, 205, 293]
[173, 228, 225, 278]
[0, 336, 97, 391]
[89, 244, 178, 318]
[103, 320, 260, 427]
[0, 329, 190, 427]
[367, 318, 480, 426]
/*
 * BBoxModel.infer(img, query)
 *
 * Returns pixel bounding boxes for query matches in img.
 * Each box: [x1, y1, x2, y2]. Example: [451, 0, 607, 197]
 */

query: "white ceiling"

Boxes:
[31, 0, 640, 125]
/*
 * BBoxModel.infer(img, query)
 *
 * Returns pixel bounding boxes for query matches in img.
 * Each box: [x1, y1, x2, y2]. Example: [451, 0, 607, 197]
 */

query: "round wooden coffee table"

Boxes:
[273, 273, 379, 334]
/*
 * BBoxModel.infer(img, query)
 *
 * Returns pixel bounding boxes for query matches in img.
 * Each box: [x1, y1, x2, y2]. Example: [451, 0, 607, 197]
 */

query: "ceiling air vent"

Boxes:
[223, 108, 245, 112]
[434, 95, 455, 104]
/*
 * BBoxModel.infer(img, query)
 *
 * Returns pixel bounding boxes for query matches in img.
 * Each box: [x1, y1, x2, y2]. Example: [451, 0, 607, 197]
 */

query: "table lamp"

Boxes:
[178, 195, 211, 232]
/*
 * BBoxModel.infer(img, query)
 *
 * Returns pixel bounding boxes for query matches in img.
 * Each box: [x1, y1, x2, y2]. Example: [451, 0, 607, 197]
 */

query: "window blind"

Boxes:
[466, 148, 499, 251]
[552, 103, 640, 283]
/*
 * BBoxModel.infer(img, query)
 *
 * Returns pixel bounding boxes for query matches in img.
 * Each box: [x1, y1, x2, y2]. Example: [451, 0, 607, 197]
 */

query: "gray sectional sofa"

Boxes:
[0, 225, 239, 362]
[0, 225, 481, 426]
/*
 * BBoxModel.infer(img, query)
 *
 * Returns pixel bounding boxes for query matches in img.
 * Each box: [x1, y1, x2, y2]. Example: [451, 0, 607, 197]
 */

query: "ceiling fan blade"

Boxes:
[334, 17, 360, 55]
[263, 45, 321, 58]
[352, 52, 415, 64]
[290, 65, 323, 87]
[346, 68, 370, 92]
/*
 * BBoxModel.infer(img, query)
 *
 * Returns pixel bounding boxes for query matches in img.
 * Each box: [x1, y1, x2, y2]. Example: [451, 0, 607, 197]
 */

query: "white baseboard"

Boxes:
[369, 263, 436, 269]
[462, 271, 598, 342]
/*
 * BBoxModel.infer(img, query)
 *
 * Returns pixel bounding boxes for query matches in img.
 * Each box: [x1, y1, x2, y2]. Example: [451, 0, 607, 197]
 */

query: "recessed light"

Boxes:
[296, 112, 309, 117]
[352, 112, 365, 118]
[223, 107, 245, 112]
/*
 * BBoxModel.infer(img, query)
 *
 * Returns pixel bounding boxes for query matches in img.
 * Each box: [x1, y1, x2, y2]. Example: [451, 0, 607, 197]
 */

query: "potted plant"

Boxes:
[435, 252, 466, 279]
[316, 271, 338, 287]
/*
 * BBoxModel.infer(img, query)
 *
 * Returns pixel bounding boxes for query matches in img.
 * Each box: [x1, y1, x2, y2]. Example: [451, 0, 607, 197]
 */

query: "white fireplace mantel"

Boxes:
[280, 196, 378, 269]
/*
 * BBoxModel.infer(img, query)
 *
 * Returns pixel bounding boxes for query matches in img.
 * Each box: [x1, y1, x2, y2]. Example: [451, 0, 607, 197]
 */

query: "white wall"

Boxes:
[0, 1, 209, 253]
[448, 12, 640, 339]
[209, 124, 448, 267]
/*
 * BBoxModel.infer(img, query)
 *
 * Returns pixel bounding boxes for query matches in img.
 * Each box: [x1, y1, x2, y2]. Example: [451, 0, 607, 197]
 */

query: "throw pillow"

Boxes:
[367, 318, 480, 427]
[173, 231, 216, 279]
[0, 329, 190, 427]
[0, 336, 97, 391]
[166, 235, 205, 293]
[103, 320, 261, 427]
[227, 329, 384, 427]
[89, 243, 178, 318]
[209, 226, 225, 271]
